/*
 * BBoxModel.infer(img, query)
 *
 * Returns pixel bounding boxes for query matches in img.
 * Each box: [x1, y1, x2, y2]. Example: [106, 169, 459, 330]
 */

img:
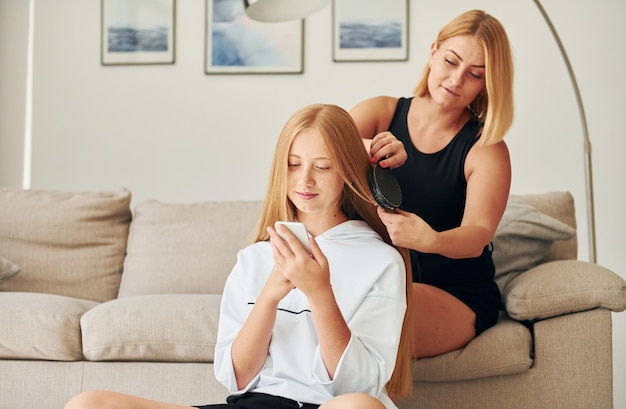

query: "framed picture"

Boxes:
[101, 0, 176, 65]
[332, 0, 408, 62]
[205, 0, 303, 74]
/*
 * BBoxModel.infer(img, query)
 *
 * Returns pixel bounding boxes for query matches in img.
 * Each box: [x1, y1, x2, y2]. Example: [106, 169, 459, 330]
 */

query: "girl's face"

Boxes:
[427, 34, 486, 111]
[287, 128, 345, 226]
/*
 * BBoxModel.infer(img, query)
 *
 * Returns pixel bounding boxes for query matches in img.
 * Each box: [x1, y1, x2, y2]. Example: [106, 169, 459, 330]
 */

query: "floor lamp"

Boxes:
[533, 0, 597, 263]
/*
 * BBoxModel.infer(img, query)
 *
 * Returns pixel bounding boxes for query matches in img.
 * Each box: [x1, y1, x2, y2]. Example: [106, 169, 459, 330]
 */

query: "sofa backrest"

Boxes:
[117, 199, 263, 297]
[118, 192, 578, 299]
[0, 187, 577, 300]
[0, 187, 132, 302]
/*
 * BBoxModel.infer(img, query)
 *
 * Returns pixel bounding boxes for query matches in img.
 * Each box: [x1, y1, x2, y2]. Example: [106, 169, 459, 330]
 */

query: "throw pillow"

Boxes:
[0, 256, 20, 284]
[0, 187, 132, 302]
[492, 196, 576, 291]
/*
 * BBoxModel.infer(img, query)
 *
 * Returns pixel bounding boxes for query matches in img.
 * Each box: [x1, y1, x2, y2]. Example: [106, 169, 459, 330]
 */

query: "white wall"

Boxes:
[0, 0, 29, 188]
[1, 0, 625, 406]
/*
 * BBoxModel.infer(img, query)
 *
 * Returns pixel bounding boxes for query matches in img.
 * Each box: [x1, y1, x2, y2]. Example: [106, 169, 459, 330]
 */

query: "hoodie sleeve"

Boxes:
[311, 249, 407, 397]
[213, 245, 271, 393]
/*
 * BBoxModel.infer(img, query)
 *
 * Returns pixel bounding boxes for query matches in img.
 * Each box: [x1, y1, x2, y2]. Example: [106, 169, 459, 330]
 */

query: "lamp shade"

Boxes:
[243, 0, 330, 22]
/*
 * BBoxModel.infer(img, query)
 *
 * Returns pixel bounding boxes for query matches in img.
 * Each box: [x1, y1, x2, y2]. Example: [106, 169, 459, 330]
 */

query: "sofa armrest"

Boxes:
[502, 260, 626, 321]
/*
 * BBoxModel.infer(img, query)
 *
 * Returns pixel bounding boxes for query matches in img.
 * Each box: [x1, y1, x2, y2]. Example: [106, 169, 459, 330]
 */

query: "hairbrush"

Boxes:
[368, 163, 402, 211]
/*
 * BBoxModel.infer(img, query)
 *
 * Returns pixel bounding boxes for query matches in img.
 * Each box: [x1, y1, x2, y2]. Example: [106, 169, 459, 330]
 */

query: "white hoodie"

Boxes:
[214, 220, 407, 409]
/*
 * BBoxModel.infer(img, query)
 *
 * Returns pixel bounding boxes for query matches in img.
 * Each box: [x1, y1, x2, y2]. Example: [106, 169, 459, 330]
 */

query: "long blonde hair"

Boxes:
[413, 9, 514, 146]
[254, 104, 413, 398]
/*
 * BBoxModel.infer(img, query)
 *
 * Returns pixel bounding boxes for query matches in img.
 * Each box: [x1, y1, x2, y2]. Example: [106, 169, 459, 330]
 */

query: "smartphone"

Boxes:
[274, 221, 311, 253]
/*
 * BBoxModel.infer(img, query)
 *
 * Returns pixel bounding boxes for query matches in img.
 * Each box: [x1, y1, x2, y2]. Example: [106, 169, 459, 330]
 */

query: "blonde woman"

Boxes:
[64, 104, 412, 409]
[350, 9, 515, 358]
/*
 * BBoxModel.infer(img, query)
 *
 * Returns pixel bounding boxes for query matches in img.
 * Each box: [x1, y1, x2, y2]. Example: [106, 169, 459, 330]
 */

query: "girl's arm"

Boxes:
[230, 274, 286, 389]
[272, 224, 407, 395]
[216, 244, 295, 390]
[268, 225, 351, 379]
[306, 274, 351, 379]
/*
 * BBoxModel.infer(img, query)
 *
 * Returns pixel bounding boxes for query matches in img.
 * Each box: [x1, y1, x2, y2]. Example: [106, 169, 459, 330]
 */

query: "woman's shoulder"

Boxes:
[351, 96, 399, 117]
[467, 139, 510, 164]
[360, 95, 400, 110]
[350, 96, 404, 138]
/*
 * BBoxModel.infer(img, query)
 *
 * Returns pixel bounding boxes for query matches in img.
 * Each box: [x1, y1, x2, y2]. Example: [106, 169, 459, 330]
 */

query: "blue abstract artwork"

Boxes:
[333, 0, 407, 61]
[108, 26, 169, 52]
[101, 0, 175, 65]
[206, 0, 303, 73]
[339, 20, 402, 49]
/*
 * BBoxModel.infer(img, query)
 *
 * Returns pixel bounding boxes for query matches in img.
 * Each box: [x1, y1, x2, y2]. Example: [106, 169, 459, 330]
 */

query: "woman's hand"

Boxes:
[267, 225, 331, 298]
[377, 206, 495, 259]
[376, 207, 436, 252]
[370, 131, 408, 169]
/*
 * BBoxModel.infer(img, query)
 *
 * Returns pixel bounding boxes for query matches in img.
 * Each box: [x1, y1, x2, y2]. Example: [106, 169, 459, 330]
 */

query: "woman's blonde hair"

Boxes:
[413, 9, 514, 146]
[253, 103, 414, 398]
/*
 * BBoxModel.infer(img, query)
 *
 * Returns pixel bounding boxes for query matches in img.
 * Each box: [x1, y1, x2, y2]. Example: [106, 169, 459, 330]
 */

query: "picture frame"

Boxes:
[101, 0, 176, 66]
[205, 0, 304, 74]
[332, 0, 408, 62]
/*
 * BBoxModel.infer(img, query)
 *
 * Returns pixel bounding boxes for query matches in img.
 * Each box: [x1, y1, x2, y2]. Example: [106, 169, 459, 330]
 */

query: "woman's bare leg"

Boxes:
[64, 390, 195, 409]
[412, 283, 476, 358]
[319, 393, 385, 409]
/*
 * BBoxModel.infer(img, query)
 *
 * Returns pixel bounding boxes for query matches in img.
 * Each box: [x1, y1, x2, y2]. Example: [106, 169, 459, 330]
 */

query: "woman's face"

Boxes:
[427, 34, 486, 111]
[287, 128, 345, 224]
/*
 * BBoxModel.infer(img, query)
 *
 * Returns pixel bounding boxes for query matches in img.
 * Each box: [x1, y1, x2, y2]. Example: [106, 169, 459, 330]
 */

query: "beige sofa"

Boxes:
[0, 187, 624, 409]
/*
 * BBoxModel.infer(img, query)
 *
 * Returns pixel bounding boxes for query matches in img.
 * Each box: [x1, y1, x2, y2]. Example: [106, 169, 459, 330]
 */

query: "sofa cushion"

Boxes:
[492, 195, 576, 291]
[0, 188, 132, 302]
[81, 294, 221, 362]
[118, 200, 262, 297]
[0, 292, 98, 360]
[0, 256, 20, 284]
[412, 312, 532, 381]
[503, 260, 626, 321]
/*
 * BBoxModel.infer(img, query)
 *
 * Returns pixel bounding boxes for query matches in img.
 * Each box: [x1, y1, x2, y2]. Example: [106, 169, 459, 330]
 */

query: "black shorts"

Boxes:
[194, 392, 320, 409]
[411, 247, 501, 335]
[440, 282, 501, 335]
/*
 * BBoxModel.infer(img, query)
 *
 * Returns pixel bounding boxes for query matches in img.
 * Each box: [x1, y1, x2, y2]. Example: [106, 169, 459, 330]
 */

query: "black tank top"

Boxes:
[388, 97, 495, 287]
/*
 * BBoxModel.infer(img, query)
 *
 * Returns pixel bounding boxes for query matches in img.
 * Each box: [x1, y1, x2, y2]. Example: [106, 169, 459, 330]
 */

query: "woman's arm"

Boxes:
[349, 96, 407, 168]
[378, 141, 511, 258]
[456, 140, 511, 255]
[349, 96, 398, 140]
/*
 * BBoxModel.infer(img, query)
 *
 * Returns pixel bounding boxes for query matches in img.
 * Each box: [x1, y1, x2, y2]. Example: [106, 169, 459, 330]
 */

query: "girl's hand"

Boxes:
[268, 226, 349, 379]
[267, 225, 331, 297]
[370, 131, 407, 169]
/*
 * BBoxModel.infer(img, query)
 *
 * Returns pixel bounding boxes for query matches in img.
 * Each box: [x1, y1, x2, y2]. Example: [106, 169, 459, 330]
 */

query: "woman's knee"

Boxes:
[320, 393, 385, 409]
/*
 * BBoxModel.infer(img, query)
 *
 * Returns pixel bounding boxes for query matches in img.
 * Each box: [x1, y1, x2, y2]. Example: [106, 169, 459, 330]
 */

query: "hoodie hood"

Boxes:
[314, 220, 383, 244]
